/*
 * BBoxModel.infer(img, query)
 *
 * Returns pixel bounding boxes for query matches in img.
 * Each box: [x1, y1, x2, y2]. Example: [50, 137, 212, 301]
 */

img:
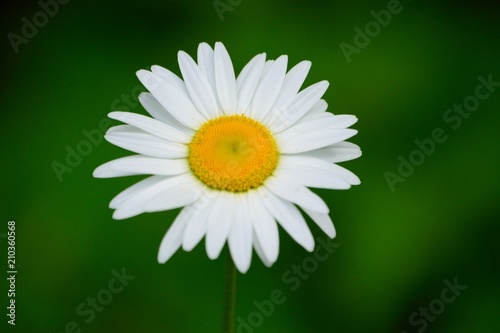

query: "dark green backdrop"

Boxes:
[2, 0, 499, 332]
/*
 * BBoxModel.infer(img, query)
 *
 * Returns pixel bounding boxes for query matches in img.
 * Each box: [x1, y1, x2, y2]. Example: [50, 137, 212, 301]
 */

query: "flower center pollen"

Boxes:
[188, 115, 279, 192]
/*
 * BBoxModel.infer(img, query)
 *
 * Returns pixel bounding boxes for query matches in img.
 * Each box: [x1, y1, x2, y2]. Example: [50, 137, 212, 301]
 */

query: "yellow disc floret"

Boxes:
[188, 115, 279, 192]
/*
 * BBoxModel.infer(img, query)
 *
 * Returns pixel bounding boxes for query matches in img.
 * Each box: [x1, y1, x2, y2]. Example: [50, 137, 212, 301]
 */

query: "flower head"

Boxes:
[94, 42, 361, 273]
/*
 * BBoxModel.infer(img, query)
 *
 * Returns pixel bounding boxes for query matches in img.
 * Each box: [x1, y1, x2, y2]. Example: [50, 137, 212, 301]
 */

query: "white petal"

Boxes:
[138, 93, 194, 136]
[329, 115, 358, 128]
[249, 55, 288, 121]
[146, 175, 205, 212]
[307, 99, 328, 114]
[298, 112, 358, 129]
[109, 175, 164, 209]
[228, 194, 253, 273]
[302, 209, 336, 238]
[268, 81, 329, 133]
[293, 110, 328, 123]
[276, 125, 358, 154]
[236, 53, 266, 114]
[182, 193, 215, 251]
[329, 163, 361, 185]
[261, 60, 274, 77]
[295, 141, 362, 163]
[258, 187, 314, 252]
[197, 43, 220, 109]
[93, 155, 188, 178]
[112, 174, 197, 219]
[136, 70, 205, 129]
[214, 42, 238, 115]
[272, 60, 311, 111]
[280, 155, 361, 186]
[205, 192, 234, 260]
[265, 176, 329, 214]
[108, 111, 191, 143]
[252, 230, 273, 267]
[277, 155, 352, 189]
[151, 65, 187, 93]
[248, 190, 279, 265]
[94, 169, 136, 178]
[105, 125, 188, 158]
[276, 166, 350, 190]
[178, 50, 219, 119]
[157, 206, 193, 263]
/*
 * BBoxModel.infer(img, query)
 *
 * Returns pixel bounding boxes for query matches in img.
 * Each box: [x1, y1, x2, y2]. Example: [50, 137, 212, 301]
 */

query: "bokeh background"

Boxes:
[2, 0, 500, 332]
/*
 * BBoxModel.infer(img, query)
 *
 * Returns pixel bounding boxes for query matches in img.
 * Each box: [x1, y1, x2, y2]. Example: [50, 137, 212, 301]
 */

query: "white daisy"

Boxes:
[94, 42, 361, 273]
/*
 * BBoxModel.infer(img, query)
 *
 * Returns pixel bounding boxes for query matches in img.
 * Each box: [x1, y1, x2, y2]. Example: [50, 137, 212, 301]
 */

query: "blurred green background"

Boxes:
[2, 0, 500, 332]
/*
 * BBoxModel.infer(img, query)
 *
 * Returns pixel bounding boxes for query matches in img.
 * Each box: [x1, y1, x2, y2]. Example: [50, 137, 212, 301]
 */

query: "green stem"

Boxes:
[222, 251, 236, 333]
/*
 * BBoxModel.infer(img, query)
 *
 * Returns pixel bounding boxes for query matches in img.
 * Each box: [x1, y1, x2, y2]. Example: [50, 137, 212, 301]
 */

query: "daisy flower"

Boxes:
[93, 42, 361, 273]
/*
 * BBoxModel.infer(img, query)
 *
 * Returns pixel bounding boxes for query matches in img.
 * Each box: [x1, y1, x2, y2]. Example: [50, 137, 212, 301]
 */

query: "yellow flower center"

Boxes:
[188, 115, 279, 192]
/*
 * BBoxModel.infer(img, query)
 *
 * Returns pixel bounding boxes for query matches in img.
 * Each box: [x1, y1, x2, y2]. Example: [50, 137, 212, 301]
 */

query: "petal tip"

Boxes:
[92, 166, 105, 178]
[136, 69, 149, 79]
